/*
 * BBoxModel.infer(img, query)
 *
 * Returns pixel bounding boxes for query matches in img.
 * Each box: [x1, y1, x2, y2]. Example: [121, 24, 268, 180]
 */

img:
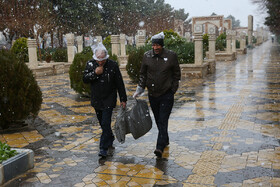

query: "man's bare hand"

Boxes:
[95, 66, 103, 75]
[120, 102, 126, 108]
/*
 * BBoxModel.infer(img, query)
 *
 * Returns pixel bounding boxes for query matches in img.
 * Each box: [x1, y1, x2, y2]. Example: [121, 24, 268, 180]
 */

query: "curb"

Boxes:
[0, 148, 34, 185]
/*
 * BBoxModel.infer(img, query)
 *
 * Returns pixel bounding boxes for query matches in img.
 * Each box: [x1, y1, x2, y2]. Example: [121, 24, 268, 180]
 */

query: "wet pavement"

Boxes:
[1, 41, 280, 186]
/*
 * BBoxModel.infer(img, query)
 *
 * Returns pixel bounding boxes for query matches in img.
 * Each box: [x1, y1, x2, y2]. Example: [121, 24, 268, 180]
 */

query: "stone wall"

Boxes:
[30, 63, 71, 77]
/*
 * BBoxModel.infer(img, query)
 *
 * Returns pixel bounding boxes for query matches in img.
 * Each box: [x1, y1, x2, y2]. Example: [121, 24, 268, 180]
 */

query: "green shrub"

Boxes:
[45, 53, 52, 62]
[252, 36, 257, 44]
[103, 36, 111, 50]
[106, 48, 119, 65]
[162, 29, 183, 45]
[38, 48, 56, 62]
[126, 45, 151, 83]
[52, 48, 67, 62]
[11, 37, 29, 62]
[203, 34, 209, 57]
[126, 44, 135, 55]
[162, 30, 194, 64]
[81, 46, 93, 55]
[0, 141, 18, 163]
[69, 49, 92, 95]
[0, 50, 42, 129]
[236, 40, 240, 49]
[162, 29, 181, 39]
[173, 42, 194, 64]
[216, 33, 226, 51]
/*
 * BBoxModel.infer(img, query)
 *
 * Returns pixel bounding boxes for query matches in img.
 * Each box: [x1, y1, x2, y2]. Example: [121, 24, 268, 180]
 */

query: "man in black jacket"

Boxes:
[83, 43, 127, 157]
[133, 32, 181, 158]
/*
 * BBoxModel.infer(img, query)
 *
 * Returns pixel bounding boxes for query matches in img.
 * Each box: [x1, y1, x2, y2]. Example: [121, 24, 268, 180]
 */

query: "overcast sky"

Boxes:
[164, 0, 267, 28]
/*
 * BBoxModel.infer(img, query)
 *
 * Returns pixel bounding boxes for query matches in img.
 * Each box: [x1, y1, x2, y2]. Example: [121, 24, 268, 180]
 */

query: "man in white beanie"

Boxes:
[83, 43, 127, 158]
[133, 32, 181, 158]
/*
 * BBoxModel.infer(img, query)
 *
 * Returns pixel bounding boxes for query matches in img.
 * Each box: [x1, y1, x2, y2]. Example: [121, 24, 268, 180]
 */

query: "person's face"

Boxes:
[97, 59, 106, 66]
[95, 50, 107, 66]
[152, 43, 163, 54]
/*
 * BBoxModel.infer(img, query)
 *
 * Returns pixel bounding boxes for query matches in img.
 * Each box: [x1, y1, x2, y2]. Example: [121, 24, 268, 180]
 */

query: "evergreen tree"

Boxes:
[252, 0, 280, 34]
[226, 15, 241, 28]
[0, 50, 42, 129]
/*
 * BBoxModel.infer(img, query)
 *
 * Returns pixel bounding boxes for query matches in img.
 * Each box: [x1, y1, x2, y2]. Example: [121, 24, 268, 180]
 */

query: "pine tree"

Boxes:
[0, 50, 42, 129]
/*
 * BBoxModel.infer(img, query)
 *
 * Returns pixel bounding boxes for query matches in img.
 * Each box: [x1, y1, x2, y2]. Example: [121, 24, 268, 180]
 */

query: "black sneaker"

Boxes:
[108, 145, 115, 150]
[98, 150, 107, 157]
[107, 145, 115, 156]
[154, 149, 163, 158]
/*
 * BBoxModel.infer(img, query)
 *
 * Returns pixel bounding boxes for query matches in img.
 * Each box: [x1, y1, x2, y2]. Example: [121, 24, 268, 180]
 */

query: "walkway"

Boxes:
[1, 41, 280, 186]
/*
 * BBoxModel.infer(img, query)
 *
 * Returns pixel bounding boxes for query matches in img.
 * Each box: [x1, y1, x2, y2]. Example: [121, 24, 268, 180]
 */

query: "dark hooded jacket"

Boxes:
[139, 48, 181, 97]
[83, 59, 127, 110]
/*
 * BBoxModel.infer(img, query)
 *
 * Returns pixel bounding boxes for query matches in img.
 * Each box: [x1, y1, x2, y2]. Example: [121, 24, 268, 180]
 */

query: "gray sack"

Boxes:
[127, 99, 152, 140]
[114, 107, 130, 144]
[114, 99, 152, 143]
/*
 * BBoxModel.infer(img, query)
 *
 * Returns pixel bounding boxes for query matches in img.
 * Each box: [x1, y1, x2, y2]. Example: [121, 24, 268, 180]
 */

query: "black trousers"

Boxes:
[149, 91, 174, 151]
[94, 108, 114, 151]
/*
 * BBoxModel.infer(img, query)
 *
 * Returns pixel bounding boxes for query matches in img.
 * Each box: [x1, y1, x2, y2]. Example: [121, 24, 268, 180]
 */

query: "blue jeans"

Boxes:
[149, 90, 174, 151]
[95, 108, 114, 151]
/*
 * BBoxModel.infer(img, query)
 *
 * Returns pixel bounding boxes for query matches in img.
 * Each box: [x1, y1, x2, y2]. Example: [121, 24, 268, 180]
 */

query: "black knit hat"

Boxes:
[151, 32, 165, 46]
[152, 38, 164, 46]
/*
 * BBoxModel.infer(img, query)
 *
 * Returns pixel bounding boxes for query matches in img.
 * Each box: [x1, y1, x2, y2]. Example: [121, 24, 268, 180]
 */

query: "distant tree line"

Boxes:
[252, 0, 280, 34]
[0, 0, 190, 47]
[210, 13, 241, 28]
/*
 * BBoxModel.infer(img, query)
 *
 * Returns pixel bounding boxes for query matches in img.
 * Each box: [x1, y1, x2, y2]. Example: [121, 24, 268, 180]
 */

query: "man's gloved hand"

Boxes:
[133, 85, 145, 98]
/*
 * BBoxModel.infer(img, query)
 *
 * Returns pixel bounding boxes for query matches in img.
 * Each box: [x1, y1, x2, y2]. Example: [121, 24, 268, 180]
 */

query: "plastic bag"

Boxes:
[91, 43, 109, 61]
[114, 108, 130, 144]
[127, 99, 152, 140]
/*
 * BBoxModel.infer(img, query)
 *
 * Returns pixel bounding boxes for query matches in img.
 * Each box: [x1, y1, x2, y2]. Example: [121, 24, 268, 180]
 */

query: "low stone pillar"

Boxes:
[12, 40, 16, 47]
[111, 35, 120, 56]
[248, 15, 253, 46]
[208, 25, 216, 60]
[136, 35, 145, 47]
[237, 35, 241, 49]
[136, 30, 146, 47]
[127, 36, 133, 45]
[95, 36, 102, 44]
[120, 34, 126, 56]
[119, 34, 128, 66]
[76, 35, 83, 53]
[231, 31, 237, 53]
[260, 27, 264, 43]
[27, 39, 38, 68]
[240, 33, 246, 50]
[193, 24, 203, 65]
[226, 30, 232, 53]
[185, 32, 191, 42]
[66, 33, 75, 63]
[256, 27, 264, 45]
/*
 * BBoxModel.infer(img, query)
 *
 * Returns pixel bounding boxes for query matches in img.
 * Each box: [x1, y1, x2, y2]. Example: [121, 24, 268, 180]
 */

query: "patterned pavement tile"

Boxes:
[2, 41, 280, 186]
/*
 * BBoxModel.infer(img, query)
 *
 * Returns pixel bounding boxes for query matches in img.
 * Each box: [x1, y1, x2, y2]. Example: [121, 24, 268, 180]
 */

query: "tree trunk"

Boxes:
[57, 30, 63, 48]
[51, 32, 54, 48]
[36, 35, 42, 62]
[42, 37, 45, 49]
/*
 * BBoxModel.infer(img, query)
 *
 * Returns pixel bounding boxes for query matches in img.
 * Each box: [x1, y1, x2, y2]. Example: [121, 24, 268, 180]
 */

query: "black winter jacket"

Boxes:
[139, 48, 181, 97]
[83, 59, 127, 110]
